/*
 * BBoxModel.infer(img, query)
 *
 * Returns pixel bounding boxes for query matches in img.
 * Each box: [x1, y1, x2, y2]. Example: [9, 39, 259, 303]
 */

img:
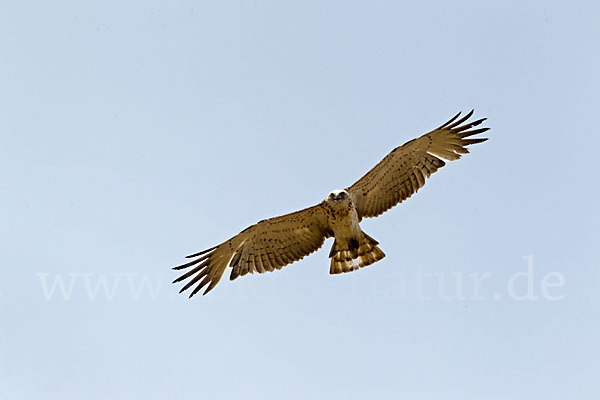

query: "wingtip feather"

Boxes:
[185, 246, 218, 259]
[437, 111, 462, 129]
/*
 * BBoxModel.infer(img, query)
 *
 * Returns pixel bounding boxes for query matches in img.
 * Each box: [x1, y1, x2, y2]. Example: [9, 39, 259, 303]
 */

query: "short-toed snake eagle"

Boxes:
[173, 110, 489, 296]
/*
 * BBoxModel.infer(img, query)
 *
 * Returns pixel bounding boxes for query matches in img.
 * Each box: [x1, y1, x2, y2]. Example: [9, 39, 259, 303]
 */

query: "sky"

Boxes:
[1, 1, 599, 399]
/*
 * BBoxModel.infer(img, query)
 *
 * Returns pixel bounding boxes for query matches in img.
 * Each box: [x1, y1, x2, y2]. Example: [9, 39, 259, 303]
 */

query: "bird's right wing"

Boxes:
[173, 204, 332, 297]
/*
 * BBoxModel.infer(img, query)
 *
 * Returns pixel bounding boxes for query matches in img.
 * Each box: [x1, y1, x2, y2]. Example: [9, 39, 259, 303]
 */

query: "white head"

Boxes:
[326, 189, 350, 204]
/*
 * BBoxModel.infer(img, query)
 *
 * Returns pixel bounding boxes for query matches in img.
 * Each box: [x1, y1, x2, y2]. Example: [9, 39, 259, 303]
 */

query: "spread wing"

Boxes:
[347, 110, 489, 219]
[173, 204, 332, 297]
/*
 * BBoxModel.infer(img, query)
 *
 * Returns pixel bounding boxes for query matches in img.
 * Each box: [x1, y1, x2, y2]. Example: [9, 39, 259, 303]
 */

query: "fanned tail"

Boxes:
[329, 231, 385, 274]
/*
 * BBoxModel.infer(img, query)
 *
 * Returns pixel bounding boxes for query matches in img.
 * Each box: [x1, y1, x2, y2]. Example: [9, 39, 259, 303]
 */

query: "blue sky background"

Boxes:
[1, 1, 599, 399]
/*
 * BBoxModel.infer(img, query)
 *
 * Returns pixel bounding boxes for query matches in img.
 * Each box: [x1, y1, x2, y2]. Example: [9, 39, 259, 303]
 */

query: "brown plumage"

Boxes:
[174, 110, 489, 296]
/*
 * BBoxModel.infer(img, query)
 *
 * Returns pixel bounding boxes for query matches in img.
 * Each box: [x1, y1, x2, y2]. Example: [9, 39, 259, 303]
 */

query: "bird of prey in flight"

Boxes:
[173, 110, 489, 297]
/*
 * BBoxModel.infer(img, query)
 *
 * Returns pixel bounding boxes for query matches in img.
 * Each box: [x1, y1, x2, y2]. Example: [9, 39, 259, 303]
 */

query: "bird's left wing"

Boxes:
[347, 110, 489, 219]
[173, 204, 332, 297]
